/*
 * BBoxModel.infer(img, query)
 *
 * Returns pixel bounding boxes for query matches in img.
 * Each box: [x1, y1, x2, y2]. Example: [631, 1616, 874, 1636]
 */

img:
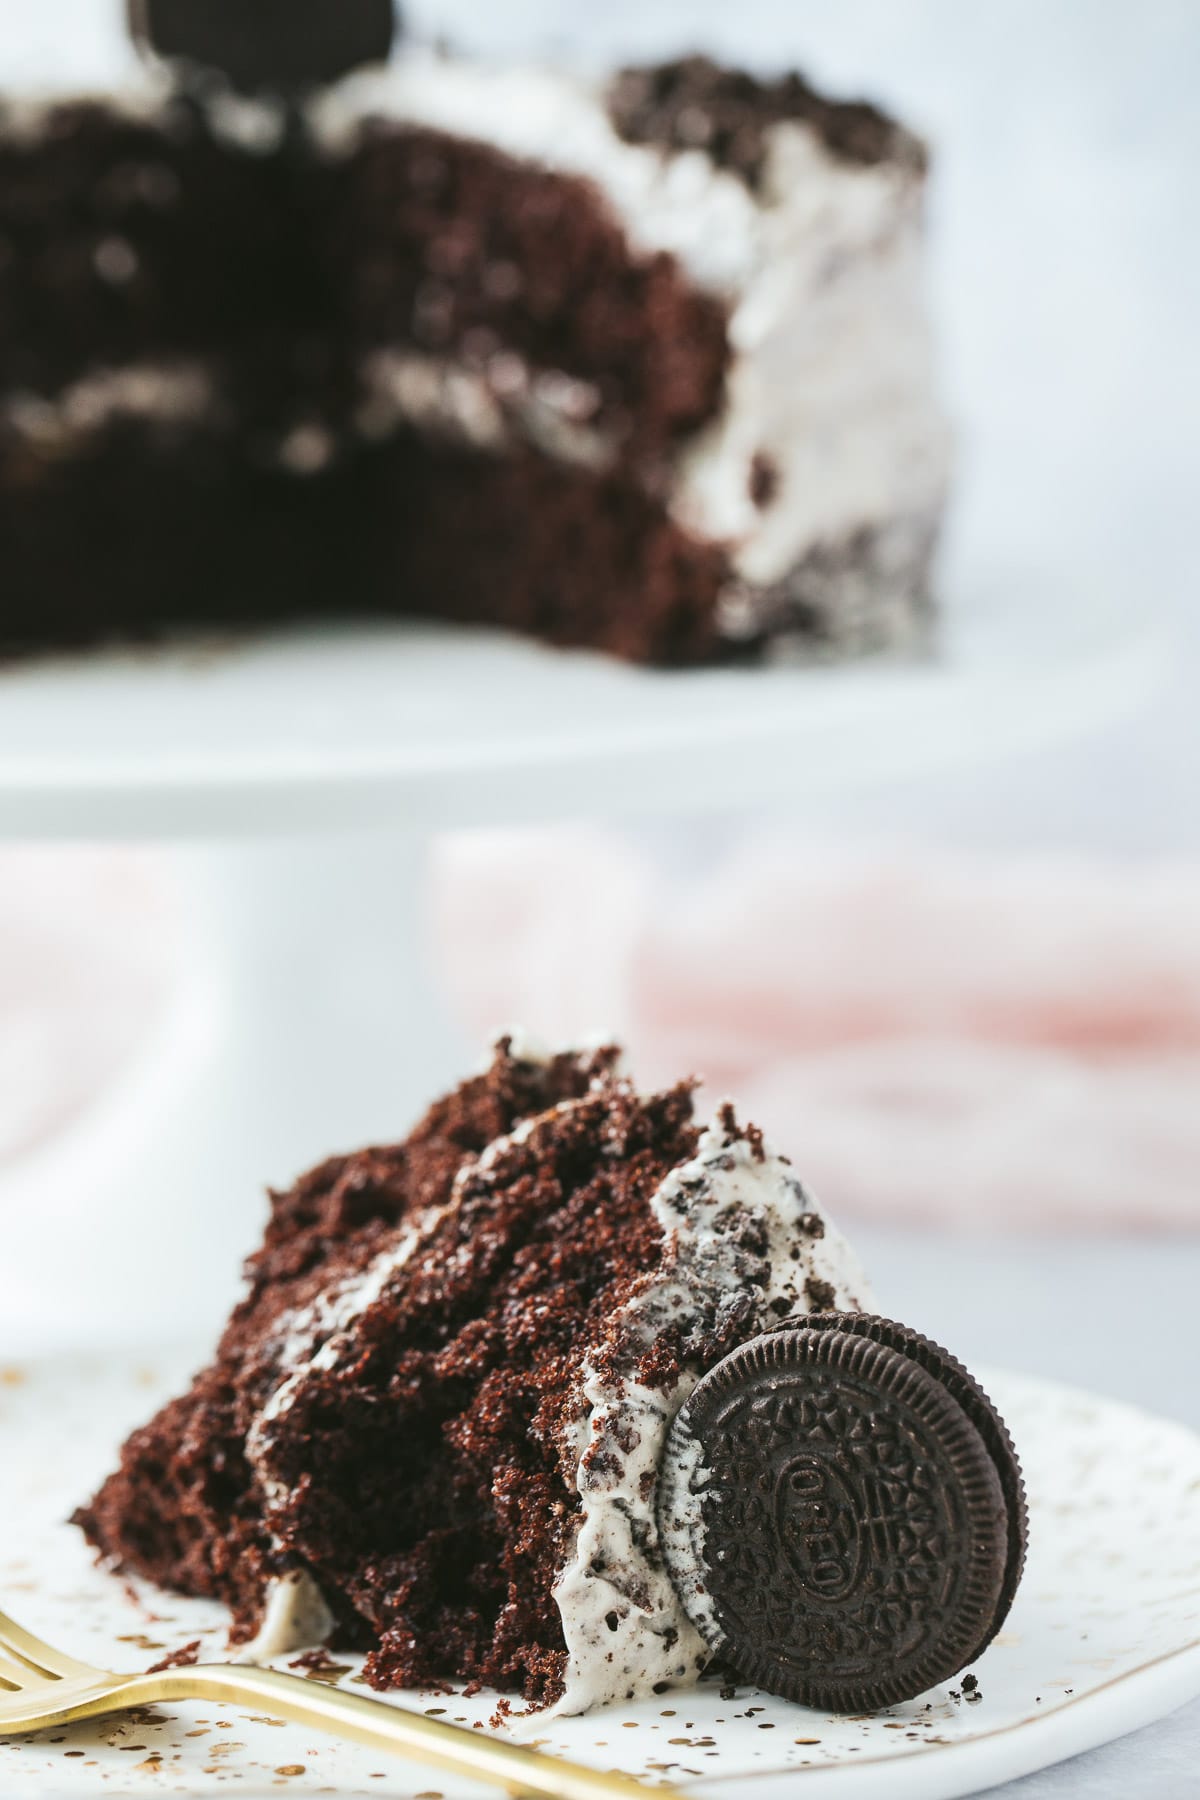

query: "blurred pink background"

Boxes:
[434, 833, 1200, 1231]
[3, 834, 1199, 1234]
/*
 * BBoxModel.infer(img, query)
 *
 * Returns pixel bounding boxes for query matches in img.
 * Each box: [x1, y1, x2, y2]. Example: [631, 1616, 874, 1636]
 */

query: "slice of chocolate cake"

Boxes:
[75, 1038, 873, 1714]
[0, 15, 948, 664]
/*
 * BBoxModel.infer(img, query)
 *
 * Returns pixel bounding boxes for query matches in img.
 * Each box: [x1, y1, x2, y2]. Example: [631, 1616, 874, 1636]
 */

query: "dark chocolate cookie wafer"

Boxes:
[776, 1313, 1028, 1659]
[128, 0, 397, 94]
[659, 1316, 1026, 1712]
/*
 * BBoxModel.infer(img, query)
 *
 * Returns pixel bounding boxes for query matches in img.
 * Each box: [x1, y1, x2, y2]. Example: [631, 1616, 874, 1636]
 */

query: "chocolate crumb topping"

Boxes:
[607, 55, 927, 191]
[804, 1275, 837, 1311]
[714, 1103, 764, 1162]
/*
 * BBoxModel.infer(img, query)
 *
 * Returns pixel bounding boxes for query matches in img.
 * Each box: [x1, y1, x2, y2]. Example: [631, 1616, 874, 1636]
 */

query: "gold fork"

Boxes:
[0, 1607, 679, 1798]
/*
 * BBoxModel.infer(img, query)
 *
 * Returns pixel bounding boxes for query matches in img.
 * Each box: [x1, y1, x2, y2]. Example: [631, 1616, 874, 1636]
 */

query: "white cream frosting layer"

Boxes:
[2, 362, 216, 447]
[360, 348, 615, 469]
[674, 128, 949, 589]
[546, 1116, 874, 1719]
[239, 1570, 335, 1666]
[0, 78, 172, 145]
[311, 52, 762, 292]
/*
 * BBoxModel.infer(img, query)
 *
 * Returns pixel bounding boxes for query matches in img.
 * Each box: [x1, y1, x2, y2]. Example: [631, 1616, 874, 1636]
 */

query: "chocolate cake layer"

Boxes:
[0, 96, 727, 453]
[0, 391, 730, 662]
[0, 365, 935, 663]
[0, 94, 330, 395]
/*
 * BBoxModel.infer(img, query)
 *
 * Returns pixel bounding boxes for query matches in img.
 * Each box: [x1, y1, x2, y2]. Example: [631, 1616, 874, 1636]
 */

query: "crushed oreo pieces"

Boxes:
[608, 55, 926, 191]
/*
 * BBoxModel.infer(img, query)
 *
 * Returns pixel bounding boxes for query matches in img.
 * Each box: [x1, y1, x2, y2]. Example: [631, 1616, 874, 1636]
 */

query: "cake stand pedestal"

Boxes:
[0, 532, 1164, 1345]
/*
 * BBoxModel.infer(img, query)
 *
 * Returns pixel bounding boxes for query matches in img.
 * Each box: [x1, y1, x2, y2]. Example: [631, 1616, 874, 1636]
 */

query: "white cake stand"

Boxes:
[0, 526, 1165, 1345]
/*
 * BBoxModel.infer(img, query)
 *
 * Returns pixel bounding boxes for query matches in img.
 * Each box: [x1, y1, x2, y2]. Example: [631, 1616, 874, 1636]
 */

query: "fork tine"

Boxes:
[0, 1610, 96, 1681]
[0, 1648, 32, 1690]
[0, 1643, 53, 1684]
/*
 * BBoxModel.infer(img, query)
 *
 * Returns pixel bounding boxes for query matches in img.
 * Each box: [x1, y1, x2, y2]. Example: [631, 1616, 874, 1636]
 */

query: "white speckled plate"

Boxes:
[0, 1350, 1197, 1800]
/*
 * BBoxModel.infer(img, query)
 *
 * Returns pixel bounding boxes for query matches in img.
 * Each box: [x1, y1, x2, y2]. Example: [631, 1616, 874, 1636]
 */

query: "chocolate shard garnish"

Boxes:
[127, 0, 397, 94]
[659, 1314, 1027, 1712]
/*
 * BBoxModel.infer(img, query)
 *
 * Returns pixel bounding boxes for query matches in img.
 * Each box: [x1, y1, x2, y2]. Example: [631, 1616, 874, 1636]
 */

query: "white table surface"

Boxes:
[851, 1227, 1200, 1798]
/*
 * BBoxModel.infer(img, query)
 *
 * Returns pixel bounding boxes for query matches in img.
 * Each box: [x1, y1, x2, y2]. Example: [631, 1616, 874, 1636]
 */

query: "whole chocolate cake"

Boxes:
[0, 6, 949, 664]
[75, 1040, 877, 1712]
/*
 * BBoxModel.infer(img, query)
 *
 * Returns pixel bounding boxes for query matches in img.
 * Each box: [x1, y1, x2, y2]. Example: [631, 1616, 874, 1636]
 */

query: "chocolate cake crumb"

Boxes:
[145, 1640, 200, 1672]
[715, 1103, 763, 1158]
[288, 1647, 346, 1679]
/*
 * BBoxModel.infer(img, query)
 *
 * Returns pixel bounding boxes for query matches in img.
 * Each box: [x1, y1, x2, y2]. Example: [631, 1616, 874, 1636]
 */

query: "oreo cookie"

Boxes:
[128, 0, 397, 94]
[659, 1314, 1026, 1712]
